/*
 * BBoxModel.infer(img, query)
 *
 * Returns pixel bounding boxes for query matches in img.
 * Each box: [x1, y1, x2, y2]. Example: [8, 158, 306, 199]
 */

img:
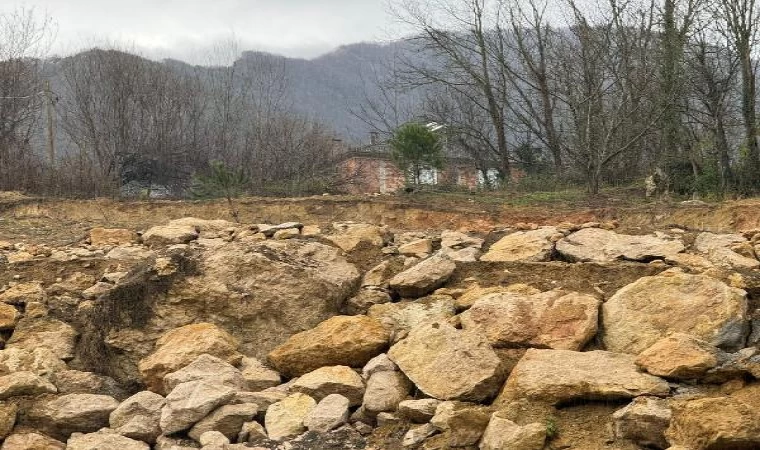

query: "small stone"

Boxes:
[402, 423, 437, 447]
[480, 413, 546, 450]
[163, 354, 247, 393]
[612, 396, 671, 449]
[188, 403, 258, 442]
[199, 431, 229, 447]
[160, 381, 236, 435]
[362, 371, 412, 413]
[264, 393, 316, 441]
[109, 391, 165, 444]
[304, 394, 350, 432]
[291, 365, 365, 406]
[397, 399, 441, 423]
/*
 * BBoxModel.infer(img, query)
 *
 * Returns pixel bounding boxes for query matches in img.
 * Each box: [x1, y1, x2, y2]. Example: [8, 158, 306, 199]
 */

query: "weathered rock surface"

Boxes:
[0, 347, 66, 377]
[291, 365, 365, 406]
[1, 432, 65, 450]
[239, 357, 281, 392]
[430, 401, 492, 447]
[0, 371, 57, 399]
[368, 294, 456, 342]
[612, 396, 671, 449]
[345, 289, 392, 315]
[480, 413, 546, 450]
[666, 396, 760, 449]
[0, 282, 44, 305]
[460, 289, 600, 350]
[268, 315, 389, 377]
[635, 334, 719, 379]
[163, 354, 246, 393]
[138, 323, 242, 393]
[188, 403, 258, 441]
[141, 225, 199, 246]
[51, 370, 126, 399]
[481, 227, 558, 262]
[109, 391, 165, 443]
[388, 255, 456, 298]
[303, 394, 350, 433]
[198, 430, 229, 447]
[7, 317, 78, 360]
[67, 429, 150, 450]
[603, 273, 748, 354]
[362, 370, 412, 413]
[497, 349, 670, 405]
[29, 394, 120, 439]
[0, 304, 19, 330]
[388, 321, 505, 402]
[89, 228, 139, 247]
[0, 403, 16, 440]
[264, 393, 317, 441]
[556, 228, 684, 262]
[327, 223, 390, 252]
[159, 381, 236, 434]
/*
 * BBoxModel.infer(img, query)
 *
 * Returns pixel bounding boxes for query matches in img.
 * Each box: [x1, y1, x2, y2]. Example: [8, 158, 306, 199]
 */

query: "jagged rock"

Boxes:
[497, 349, 670, 405]
[398, 239, 433, 257]
[362, 371, 412, 413]
[238, 420, 268, 443]
[441, 231, 483, 250]
[142, 225, 199, 247]
[29, 394, 120, 439]
[138, 323, 242, 393]
[0, 282, 44, 305]
[612, 396, 671, 449]
[160, 380, 236, 434]
[0, 371, 57, 399]
[397, 399, 440, 423]
[291, 366, 365, 406]
[89, 228, 139, 247]
[188, 403, 258, 441]
[361, 354, 397, 380]
[460, 289, 600, 351]
[388, 255, 456, 298]
[556, 228, 684, 262]
[163, 354, 246, 393]
[239, 357, 281, 392]
[430, 401, 491, 447]
[7, 317, 78, 360]
[268, 315, 389, 377]
[666, 396, 760, 449]
[0, 304, 19, 330]
[603, 273, 748, 354]
[368, 294, 456, 342]
[0, 347, 66, 377]
[0, 403, 16, 439]
[481, 227, 558, 262]
[480, 413, 546, 450]
[264, 393, 317, 441]
[198, 430, 229, 447]
[345, 290, 392, 315]
[388, 321, 505, 402]
[1, 432, 66, 450]
[67, 429, 149, 450]
[51, 370, 126, 398]
[635, 334, 719, 380]
[109, 391, 165, 443]
[402, 423, 437, 447]
[304, 394, 350, 432]
[327, 223, 390, 252]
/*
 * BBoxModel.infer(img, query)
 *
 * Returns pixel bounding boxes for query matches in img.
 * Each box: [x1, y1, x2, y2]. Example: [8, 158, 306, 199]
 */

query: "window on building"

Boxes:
[477, 168, 501, 187]
[418, 167, 438, 185]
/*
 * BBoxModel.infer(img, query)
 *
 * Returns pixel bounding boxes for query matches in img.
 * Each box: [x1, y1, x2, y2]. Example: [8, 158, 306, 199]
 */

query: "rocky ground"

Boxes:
[0, 198, 759, 449]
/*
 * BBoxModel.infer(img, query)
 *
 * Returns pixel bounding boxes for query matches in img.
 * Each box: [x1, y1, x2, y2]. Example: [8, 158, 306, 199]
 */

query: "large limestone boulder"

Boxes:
[264, 393, 317, 441]
[0, 371, 57, 399]
[141, 225, 199, 247]
[460, 289, 600, 351]
[1, 432, 66, 450]
[388, 255, 456, 298]
[304, 394, 350, 433]
[612, 396, 671, 449]
[291, 365, 365, 406]
[635, 334, 719, 380]
[162, 354, 246, 393]
[29, 394, 120, 439]
[388, 321, 505, 402]
[268, 315, 389, 377]
[138, 323, 242, 393]
[109, 391, 165, 443]
[497, 349, 670, 405]
[188, 403, 258, 441]
[7, 317, 78, 360]
[66, 429, 149, 450]
[602, 272, 749, 354]
[327, 223, 390, 252]
[666, 396, 760, 449]
[159, 380, 235, 435]
[480, 227, 558, 262]
[480, 413, 546, 450]
[556, 228, 684, 262]
[89, 228, 139, 247]
[362, 370, 413, 413]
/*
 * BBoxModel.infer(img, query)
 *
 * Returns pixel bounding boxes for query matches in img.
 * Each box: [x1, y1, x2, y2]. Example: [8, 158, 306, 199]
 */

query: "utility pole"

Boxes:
[45, 79, 55, 167]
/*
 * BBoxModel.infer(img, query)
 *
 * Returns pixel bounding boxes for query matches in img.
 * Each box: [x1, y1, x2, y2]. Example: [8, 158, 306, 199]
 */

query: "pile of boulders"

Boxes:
[0, 217, 759, 449]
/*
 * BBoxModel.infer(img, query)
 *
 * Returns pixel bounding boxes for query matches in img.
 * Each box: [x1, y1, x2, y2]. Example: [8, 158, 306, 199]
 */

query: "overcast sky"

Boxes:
[3, 0, 402, 62]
